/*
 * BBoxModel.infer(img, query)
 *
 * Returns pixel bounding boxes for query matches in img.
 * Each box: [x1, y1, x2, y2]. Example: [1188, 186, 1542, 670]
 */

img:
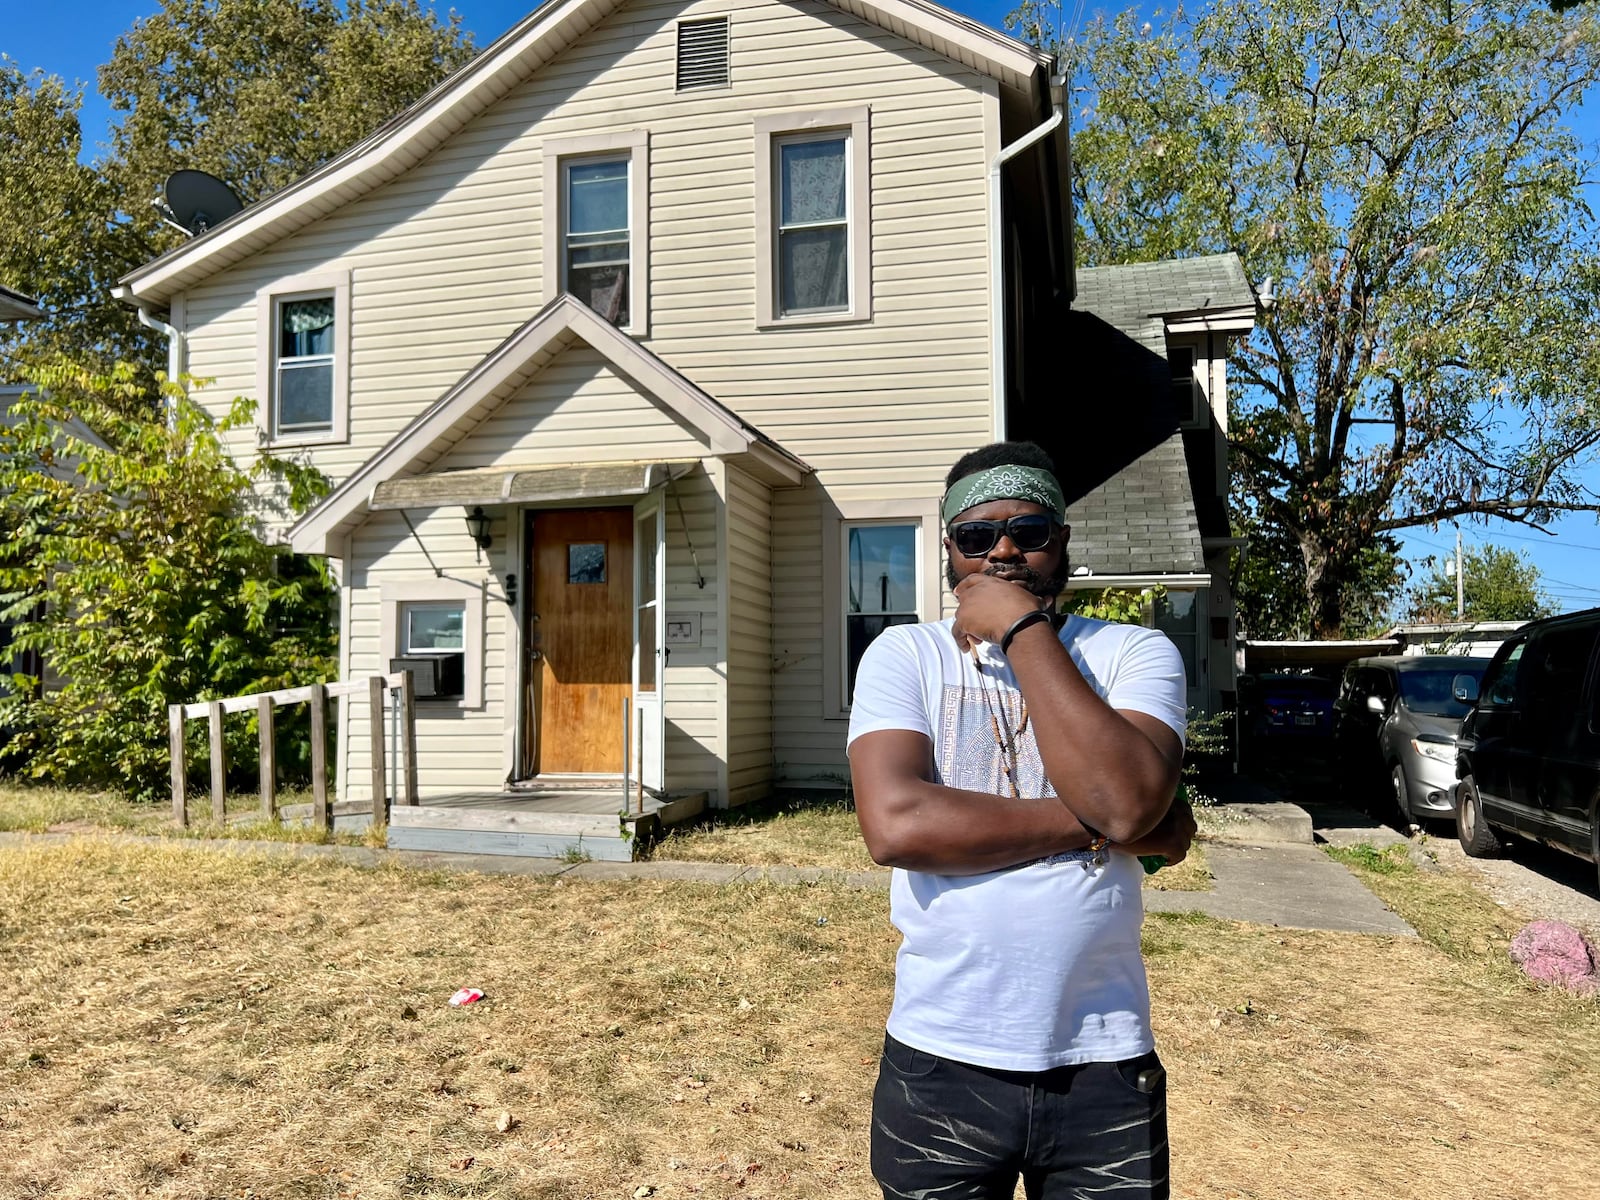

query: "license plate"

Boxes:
[1295, 714, 1317, 726]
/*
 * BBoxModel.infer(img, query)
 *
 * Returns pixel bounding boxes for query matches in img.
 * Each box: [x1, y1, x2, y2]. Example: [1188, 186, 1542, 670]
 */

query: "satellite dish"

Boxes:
[161, 170, 244, 235]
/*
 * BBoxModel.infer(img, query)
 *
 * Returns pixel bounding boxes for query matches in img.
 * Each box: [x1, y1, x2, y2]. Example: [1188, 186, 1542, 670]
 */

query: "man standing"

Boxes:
[848, 441, 1194, 1199]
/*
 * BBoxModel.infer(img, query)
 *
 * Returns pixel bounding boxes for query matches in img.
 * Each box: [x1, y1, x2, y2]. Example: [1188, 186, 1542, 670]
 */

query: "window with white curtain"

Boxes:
[776, 134, 849, 315]
[754, 107, 870, 327]
[275, 295, 335, 433]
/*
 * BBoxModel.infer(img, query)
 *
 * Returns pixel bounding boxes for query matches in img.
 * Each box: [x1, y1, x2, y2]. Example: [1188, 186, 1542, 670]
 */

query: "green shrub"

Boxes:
[0, 360, 335, 801]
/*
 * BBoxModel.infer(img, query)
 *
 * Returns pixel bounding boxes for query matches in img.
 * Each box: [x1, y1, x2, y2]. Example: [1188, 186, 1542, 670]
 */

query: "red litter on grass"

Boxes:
[448, 987, 485, 1006]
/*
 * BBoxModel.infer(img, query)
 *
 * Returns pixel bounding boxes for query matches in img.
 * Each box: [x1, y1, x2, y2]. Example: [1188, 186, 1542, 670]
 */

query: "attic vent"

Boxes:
[677, 17, 730, 91]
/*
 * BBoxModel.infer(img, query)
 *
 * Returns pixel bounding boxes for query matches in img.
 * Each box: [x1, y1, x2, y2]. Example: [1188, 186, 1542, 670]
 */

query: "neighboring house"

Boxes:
[1040, 254, 1257, 716]
[1387, 620, 1526, 658]
[113, 0, 1253, 819]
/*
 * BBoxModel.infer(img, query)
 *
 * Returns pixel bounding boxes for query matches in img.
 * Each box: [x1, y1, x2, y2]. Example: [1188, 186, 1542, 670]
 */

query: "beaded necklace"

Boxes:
[968, 644, 1028, 798]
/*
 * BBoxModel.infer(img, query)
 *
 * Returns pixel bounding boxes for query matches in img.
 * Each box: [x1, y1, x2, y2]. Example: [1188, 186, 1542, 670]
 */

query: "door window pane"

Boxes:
[845, 523, 917, 702]
[568, 542, 607, 584]
[1481, 641, 1524, 707]
[636, 512, 658, 694]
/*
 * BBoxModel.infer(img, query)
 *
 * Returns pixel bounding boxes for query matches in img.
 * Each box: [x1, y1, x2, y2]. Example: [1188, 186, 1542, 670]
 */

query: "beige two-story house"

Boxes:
[115, 0, 1252, 854]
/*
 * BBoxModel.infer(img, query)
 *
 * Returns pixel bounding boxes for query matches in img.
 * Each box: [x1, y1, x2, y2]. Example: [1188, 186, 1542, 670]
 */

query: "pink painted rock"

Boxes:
[1509, 920, 1599, 996]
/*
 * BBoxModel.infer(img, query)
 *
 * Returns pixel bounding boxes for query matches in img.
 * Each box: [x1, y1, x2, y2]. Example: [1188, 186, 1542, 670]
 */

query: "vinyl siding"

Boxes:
[662, 467, 721, 797]
[724, 465, 773, 806]
[175, 0, 1000, 797]
[344, 507, 512, 800]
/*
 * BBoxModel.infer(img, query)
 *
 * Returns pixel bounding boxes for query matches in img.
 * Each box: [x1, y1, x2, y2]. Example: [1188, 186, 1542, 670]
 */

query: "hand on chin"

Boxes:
[951, 573, 1049, 651]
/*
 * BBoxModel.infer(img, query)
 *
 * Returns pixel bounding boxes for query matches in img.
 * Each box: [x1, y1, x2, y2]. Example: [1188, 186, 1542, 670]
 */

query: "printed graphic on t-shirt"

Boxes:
[937, 683, 1050, 796]
[937, 681, 1100, 869]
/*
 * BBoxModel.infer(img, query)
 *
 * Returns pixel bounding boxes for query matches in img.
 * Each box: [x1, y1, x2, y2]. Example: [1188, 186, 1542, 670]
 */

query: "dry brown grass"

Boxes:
[654, 794, 1214, 891]
[0, 784, 380, 847]
[2, 837, 1596, 1199]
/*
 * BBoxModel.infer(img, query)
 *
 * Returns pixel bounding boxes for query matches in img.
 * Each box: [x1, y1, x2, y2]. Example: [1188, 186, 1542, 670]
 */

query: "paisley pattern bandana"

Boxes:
[941, 464, 1066, 526]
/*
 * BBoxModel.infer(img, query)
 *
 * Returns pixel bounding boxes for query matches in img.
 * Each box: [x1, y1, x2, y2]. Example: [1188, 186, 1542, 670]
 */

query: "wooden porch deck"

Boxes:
[385, 787, 708, 861]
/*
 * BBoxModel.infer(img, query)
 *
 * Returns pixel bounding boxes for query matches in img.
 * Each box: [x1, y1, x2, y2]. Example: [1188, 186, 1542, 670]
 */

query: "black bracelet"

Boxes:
[999, 609, 1054, 655]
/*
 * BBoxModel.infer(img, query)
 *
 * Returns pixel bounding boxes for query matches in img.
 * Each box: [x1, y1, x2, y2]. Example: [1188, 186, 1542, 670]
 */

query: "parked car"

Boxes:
[1245, 673, 1337, 741]
[1333, 655, 1488, 826]
[1455, 607, 1600, 889]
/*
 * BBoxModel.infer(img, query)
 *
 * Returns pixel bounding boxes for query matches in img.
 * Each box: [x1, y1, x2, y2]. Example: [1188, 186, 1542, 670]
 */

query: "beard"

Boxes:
[947, 550, 1072, 601]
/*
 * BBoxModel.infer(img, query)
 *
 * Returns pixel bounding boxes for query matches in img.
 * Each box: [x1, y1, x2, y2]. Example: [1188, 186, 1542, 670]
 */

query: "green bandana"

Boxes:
[941, 464, 1066, 526]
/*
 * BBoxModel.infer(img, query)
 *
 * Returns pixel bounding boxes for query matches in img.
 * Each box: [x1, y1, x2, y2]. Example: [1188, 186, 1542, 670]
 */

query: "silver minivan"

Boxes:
[1333, 656, 1489, 826]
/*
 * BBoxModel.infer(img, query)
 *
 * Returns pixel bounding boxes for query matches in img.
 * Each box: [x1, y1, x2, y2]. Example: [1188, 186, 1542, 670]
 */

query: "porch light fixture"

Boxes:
[464, 506, 492, 560]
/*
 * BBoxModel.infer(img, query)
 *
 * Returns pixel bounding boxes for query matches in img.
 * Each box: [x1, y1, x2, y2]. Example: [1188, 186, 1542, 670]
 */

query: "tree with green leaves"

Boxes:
[2, 2, 475, 383]
[99, 0, 477, 261]
[0, 61, 157, 384]
[0, 362, 336, 801]
[1407, 543, 1555, 622]
[1232, 517, 1406, 639]
[1014, 0, 1600, 636]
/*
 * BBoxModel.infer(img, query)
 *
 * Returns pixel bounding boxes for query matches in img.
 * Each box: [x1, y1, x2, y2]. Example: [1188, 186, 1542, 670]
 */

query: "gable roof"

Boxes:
[115, 0, 1050, 307]
[288, 294, 809, 555]
[1074, 253, 1257, 358]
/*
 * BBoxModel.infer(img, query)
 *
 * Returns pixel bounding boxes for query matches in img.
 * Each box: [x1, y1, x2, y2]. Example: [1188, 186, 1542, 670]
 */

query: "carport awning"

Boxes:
[1243, 639, 1399, 673]
[369, 459, 698, 511]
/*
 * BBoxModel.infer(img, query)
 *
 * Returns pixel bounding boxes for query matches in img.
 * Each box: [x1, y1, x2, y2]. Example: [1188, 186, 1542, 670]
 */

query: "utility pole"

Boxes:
[1455, 525, 1464, 618]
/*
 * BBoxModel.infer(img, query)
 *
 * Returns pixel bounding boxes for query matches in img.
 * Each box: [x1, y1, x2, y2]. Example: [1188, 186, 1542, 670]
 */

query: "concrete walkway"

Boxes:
[0, 825, 1415, 937]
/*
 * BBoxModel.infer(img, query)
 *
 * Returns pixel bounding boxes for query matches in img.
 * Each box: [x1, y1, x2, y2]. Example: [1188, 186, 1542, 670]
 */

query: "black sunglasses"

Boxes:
[948, 514, 1060, 558]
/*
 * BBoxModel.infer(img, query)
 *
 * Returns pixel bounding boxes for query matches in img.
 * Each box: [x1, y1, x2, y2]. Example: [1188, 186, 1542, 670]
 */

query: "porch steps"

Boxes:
[384, 791, 709, 862]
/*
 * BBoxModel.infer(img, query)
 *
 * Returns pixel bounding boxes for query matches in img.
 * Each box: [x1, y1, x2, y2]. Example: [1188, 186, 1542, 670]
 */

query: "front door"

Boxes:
[527, 508, 633, 775]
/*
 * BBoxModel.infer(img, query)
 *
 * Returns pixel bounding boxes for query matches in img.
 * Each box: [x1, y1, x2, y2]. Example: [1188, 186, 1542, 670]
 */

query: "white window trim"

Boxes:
[254, 269, 350, 447]
[379, 579, 486, 710]
[821, 497, 940, 719]
[754, 106, 871, 328]
[542, 130, 650, 337]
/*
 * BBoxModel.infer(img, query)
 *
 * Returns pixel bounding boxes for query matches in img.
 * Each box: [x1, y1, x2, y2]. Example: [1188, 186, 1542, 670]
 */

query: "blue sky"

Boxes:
[6, 0, 1599, 614]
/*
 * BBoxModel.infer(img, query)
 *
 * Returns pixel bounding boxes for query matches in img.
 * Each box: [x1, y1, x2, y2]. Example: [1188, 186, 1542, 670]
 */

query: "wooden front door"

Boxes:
[528, 508, 633, 775]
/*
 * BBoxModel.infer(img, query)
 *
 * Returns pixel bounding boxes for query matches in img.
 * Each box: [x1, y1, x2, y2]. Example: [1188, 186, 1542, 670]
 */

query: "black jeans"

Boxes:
[870, 1033, 1170, 1199]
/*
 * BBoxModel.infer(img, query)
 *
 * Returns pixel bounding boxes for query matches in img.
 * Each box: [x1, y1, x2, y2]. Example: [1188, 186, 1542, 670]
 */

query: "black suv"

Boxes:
[1455, 607, 1600, 888]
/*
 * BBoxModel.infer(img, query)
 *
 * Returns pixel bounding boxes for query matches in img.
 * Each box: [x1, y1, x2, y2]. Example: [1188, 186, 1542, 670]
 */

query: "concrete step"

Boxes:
[1201, 801, 1315, 846]
[390, 804, 621, 838]
[386, 824, 634, 861]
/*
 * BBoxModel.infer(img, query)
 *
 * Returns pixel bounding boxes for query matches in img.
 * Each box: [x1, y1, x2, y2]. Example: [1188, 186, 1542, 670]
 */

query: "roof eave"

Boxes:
[116, 0, 1050, 306]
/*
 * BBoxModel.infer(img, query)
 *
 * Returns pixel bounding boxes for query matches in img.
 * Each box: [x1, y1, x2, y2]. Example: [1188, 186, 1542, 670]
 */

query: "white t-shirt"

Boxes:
[846, 615, 1187, 1071]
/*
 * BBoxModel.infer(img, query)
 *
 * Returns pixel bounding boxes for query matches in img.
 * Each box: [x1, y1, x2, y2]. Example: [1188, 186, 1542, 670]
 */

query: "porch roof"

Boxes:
[369, 459, 697, 511]
[287, 295, 810, 557]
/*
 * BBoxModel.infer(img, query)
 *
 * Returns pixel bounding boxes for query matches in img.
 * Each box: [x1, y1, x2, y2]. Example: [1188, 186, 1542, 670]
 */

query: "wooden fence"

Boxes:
[168, 672, 417, 832]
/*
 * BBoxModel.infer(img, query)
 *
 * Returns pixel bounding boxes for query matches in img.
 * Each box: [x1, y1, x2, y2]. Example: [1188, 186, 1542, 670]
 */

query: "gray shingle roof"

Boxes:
[1044, 253, 1254, 580]
[1073, 253, 1256, 360]
[1065, 432, 1206, 578]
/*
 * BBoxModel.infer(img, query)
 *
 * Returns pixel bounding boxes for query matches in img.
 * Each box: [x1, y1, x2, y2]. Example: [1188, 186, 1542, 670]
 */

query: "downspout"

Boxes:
[134, 301, 186, 426]
[987, 105, 1063, 443]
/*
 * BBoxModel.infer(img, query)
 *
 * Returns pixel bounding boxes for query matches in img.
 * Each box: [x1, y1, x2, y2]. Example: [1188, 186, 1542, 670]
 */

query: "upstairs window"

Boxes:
[275, 296, 335, 434]
[777, 134, 849, 316]
[543, 132, 649, 336]
[563, 157, 631, 326]
[256, 270, 349, 446]
[754, 107, 871, 327]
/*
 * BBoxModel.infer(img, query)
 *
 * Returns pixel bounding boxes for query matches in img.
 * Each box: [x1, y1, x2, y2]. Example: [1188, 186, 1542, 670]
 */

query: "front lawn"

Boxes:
[2, 838, 1595, 1198]
[0, 784, 380, 846]
[652, 793, 1215, 891]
